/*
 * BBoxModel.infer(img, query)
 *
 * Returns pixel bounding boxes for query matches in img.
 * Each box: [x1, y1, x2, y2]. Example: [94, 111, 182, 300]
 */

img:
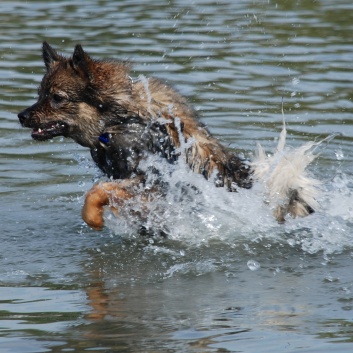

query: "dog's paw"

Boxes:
[81, 181, 137, 230]
[82, 184, 110, 230]
[82, 205, 104, 230]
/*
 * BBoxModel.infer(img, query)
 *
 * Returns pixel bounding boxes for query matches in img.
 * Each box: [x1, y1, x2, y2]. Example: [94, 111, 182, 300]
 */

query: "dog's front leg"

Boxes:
[82, 180, 138, 230]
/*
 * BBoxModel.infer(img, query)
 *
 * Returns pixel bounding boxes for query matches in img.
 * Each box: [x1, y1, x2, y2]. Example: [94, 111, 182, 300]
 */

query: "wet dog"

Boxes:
[18, 42, 318, 231]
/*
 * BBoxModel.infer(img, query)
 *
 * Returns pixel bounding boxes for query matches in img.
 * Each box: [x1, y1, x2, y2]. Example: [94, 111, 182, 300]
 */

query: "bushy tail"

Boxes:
[251, 120, 337, 222]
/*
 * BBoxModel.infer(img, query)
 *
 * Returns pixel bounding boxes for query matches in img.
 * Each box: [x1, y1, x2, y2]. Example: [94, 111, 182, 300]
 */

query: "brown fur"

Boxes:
[19, 43, 283, 231]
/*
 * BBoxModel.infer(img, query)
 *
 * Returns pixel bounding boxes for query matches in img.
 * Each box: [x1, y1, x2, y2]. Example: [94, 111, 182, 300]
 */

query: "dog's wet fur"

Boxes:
[18, 42, 316, 230]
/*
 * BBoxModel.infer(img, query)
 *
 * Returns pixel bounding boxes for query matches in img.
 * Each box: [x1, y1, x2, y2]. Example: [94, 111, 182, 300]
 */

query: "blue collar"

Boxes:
[99, 132, 110, 145]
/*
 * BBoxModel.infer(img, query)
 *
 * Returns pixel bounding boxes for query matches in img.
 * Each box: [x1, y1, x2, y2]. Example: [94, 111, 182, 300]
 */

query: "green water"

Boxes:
[1, 1, 353, 352]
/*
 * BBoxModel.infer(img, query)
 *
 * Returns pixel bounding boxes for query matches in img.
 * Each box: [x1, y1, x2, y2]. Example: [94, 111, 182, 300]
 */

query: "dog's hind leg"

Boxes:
[82, 179, 140, 230]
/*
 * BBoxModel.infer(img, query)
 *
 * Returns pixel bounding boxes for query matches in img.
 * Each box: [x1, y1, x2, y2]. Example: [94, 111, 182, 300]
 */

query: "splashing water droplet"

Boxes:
[292, 77, 300, 85]
[247, 260, 261, 271]
[335, 149, 344, 161]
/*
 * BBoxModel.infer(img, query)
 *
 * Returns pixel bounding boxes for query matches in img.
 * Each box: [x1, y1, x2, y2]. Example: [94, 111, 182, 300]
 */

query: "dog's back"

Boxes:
[76, 60, 254, 190]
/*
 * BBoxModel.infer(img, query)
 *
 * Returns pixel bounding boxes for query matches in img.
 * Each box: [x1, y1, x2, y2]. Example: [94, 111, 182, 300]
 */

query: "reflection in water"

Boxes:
[0, 0, 353, 352]
[80, 242, 353, 352]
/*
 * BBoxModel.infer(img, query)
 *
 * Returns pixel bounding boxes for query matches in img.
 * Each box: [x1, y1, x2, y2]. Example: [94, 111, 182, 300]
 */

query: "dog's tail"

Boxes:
[251, 120, 338, 222]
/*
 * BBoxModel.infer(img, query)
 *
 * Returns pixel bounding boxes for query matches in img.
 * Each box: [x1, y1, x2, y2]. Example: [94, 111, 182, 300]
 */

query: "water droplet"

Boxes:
[247, 260, 261, 271]
[287, 238, 296, 247]
[335, 149, 344, 161]
[292, 77, 300, 85]
[273, 267, 280, 276]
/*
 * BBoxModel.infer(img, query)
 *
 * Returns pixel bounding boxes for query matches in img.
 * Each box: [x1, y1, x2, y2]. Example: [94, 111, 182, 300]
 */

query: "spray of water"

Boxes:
[101, 120, 350, 255]
[97, 92, 351, 255]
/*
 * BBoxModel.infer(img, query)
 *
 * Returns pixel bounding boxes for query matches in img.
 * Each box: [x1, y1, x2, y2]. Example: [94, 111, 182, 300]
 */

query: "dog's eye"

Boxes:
[52, 93, 65, 103]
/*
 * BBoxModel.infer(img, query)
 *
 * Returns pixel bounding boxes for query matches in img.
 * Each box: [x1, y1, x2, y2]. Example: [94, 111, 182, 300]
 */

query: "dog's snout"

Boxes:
[18, 108, 31, 126]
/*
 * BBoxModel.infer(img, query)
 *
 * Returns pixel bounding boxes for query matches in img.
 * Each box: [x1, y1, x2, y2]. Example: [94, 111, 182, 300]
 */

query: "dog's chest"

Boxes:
[90, 122, 178, 179]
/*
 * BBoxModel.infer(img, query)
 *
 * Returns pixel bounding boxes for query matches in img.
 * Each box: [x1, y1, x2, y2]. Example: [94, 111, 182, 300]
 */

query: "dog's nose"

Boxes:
[18, 108, 31, 126]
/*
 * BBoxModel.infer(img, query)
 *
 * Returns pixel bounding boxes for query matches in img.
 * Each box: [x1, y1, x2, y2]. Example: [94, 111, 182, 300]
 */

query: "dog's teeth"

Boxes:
[38, 128, 42, 133]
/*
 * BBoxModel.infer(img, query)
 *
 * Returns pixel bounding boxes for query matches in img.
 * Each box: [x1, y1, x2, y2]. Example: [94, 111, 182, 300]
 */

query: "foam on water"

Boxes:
[103, 127, 352, 255]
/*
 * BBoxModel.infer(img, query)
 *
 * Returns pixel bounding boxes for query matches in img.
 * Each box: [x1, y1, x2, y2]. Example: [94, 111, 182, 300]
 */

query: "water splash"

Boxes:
[139, 74, 152, 113]
[106, 162, 351, 254]
[247, 260, 261, 271]
[102, 121, 351, 255]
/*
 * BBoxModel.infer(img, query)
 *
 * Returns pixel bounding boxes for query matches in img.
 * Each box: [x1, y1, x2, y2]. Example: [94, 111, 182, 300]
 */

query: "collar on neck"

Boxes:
[99, 132, 110, 145]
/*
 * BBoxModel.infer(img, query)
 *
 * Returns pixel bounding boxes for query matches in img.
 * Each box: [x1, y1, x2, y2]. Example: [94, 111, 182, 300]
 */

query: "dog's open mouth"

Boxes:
[31, 122, 69, 141]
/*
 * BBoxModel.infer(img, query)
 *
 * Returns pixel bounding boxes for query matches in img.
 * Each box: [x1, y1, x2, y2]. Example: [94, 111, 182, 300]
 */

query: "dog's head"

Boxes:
[18, 42, 132, 148]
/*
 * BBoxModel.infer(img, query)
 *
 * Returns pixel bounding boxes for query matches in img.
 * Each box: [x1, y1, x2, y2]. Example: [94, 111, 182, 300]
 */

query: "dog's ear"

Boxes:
[72, 44, 92, 81]
[42, 41, 61, 70]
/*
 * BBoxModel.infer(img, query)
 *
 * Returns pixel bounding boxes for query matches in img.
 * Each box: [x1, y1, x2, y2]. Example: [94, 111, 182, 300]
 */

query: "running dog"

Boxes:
[18, 42, 318, 231]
